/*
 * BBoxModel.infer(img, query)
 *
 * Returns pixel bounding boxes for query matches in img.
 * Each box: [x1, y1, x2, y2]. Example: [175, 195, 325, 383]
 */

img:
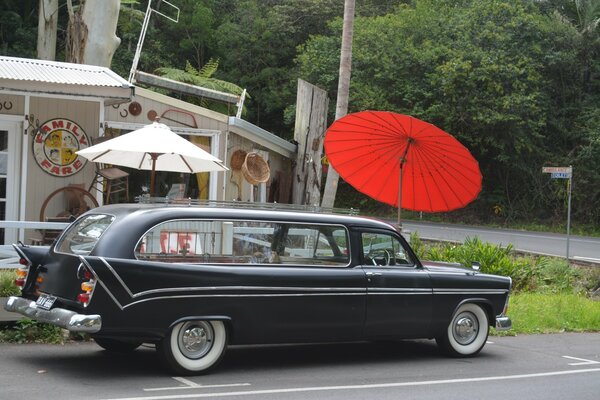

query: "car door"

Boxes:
[359, 229, 433, 338]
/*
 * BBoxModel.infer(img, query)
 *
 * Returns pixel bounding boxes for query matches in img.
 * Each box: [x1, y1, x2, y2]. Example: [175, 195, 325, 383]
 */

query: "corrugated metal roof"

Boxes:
[229, 116, 297, 155]
[0, 56, 132, 89]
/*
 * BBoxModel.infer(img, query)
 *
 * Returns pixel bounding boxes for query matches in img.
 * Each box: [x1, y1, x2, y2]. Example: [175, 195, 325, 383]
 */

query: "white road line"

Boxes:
[104, 368, 600, 400]
[173, 377, 200, 388]
[563, 356, 600, 366]
[144, 383, 250, 392]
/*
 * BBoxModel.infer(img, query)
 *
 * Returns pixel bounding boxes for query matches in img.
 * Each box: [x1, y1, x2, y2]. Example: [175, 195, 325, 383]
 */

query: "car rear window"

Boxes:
[55, 214, 115, 255]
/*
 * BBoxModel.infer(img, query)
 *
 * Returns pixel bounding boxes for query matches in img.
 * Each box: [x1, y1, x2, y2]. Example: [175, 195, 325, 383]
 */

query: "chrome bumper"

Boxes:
[4, 296, 101, 333]
[495, 315, 512, 331]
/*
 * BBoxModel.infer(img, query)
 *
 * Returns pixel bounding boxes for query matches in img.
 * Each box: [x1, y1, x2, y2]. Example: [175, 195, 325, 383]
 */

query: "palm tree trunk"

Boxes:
[321, 0, 355, 209]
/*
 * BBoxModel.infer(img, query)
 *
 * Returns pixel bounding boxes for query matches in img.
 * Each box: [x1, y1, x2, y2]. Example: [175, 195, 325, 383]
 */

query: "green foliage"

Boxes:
[5, 0, 600, 226]
[0, 0, 37, 58]
[0, 319, 64, 344]
[503, 292, 600, 334]
[424, 236, 516, 277]
[408, 231, 426, 260]
[154, 58, 247, 115]
[416, 233, 596, 293]
[0, 270, 19, 297]
[298, 0, 600, 226]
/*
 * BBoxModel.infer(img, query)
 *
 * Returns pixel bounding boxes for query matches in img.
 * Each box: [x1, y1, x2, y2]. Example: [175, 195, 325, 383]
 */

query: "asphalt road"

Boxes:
[0, 333, 599, 400]
[402, 220, 600, 264]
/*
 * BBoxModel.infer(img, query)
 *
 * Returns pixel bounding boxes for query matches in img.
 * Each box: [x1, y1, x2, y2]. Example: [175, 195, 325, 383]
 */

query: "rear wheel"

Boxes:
[94, 337, 142, 353]
[436, 303, 489, 357]
[158, 320, 228, 375]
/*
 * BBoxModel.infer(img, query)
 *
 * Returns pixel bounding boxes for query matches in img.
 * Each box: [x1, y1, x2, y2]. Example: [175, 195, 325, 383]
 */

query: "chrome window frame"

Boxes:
[133, 218, 352, 268]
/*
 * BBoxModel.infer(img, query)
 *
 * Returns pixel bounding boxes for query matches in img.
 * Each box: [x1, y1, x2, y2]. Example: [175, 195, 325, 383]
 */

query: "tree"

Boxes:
[0, 0, 37, 58]
[37, 0, 58, 60]
[66, 0, 121, 67]
[299, 0, 588, 222]
[321, 0, 355, 209]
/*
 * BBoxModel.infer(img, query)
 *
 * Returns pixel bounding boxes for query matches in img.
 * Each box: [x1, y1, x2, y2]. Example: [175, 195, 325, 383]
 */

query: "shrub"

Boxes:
[0, 270, 20, 297]
[0, 319, 65, 344]
[414, 234, 595, 293]
[423, 236, 517, 277]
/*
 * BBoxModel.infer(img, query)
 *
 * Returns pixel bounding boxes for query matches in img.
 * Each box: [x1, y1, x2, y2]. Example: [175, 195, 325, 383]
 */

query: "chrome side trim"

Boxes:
[100, 257, 135, 297]
[4, 296, 101, 333]
[367, 288, 432, 294]
[135, 285, 367, 297]
[96, 278, 125, 310]
[433, 289, 509, 295]
[79, 256, 125, 310]
[124, 292, 365, 309]
[12, 244, 32, 265]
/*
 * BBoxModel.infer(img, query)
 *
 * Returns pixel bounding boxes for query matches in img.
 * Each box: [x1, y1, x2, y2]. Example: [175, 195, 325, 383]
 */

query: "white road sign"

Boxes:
[542, 166, 572, 174]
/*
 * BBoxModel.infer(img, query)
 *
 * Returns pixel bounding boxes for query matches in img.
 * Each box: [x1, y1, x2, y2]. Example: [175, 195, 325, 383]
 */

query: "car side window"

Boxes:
[361, 231, 413, 267]
[135, 219, 350, 267]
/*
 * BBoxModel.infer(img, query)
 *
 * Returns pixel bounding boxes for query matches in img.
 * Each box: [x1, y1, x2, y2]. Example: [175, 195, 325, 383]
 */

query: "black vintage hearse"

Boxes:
[6, 203, 511, 374]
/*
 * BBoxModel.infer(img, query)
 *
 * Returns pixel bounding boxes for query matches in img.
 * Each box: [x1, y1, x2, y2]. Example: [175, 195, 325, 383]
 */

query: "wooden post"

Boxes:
[292, 79, 329, 206]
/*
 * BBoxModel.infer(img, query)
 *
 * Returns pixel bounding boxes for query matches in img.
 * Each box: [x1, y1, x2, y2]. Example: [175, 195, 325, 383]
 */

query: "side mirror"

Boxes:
[471, 261, 481, 271]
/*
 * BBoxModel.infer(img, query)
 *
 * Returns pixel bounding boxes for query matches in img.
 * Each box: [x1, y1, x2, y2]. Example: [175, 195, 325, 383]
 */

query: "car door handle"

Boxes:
[366, 272, 382, 276]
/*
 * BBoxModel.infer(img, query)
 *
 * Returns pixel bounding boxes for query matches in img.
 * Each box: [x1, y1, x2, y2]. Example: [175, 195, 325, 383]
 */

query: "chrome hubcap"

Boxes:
[178, 321, 214, 359]
[452, 312, 478, 345]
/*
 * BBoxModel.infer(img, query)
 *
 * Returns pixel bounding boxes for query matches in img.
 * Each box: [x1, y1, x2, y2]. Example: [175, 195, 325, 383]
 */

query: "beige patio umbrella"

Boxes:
[77, 121, 228, 196]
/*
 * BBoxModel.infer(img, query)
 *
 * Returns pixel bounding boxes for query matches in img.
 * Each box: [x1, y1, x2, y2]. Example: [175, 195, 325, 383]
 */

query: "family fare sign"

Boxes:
[33, 118, 90, 177]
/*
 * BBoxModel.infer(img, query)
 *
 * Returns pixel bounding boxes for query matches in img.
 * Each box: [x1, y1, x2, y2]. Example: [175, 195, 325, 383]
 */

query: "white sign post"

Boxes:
[542, 166, 573, 262]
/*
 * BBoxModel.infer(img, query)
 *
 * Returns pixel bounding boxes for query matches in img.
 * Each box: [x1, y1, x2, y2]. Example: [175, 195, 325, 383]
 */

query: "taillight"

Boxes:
[77, 264, 96, 307]
[14, 258, 30, 288]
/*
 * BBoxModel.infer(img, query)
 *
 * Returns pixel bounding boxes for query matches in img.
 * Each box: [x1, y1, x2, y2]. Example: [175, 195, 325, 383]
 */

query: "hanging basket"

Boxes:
[242, 152, 270, 185]
[230, 149, 247, 171]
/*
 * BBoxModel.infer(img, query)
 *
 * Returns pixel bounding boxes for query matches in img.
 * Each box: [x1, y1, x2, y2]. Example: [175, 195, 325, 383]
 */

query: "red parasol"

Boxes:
[324, 111, 482, 226]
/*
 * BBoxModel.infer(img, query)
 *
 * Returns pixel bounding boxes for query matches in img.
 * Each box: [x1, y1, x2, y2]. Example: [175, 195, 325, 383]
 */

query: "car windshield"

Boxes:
[55, 214, 115, 255]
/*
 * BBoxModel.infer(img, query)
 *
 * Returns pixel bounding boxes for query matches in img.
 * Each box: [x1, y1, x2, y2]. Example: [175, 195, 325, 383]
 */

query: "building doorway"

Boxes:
[0, 120, 21, 244]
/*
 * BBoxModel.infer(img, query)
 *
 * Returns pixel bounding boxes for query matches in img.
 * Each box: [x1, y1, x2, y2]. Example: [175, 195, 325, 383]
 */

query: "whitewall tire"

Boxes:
[158, 320, 228, 375]
[436, 303, 489, 357]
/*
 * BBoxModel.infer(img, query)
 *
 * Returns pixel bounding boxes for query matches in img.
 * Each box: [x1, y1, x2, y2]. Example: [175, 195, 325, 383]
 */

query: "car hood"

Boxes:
[420, 260, 477, 274]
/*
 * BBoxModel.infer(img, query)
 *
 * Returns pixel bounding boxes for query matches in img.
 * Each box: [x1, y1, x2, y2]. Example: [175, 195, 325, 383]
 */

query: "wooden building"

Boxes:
[0, 56, 296, 246]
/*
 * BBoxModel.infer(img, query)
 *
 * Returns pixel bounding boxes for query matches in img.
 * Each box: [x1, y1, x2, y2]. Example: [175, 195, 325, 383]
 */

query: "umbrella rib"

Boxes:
[138, 153, 149, 170]
[418, 141, 481, 191]
[410, 145, 446, 211]
[412, 143, 476, 210]
[179, 155, 194, 173]
[91, 149, 111, 162]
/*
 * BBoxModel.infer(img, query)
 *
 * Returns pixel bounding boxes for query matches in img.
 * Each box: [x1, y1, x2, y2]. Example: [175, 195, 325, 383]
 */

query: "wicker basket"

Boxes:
[242, 152, 270, 185]
[230, 149, 247, 171]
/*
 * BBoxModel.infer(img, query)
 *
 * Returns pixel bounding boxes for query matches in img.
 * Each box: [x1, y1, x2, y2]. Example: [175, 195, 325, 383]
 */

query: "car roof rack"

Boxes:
[135, 195, 360, 216]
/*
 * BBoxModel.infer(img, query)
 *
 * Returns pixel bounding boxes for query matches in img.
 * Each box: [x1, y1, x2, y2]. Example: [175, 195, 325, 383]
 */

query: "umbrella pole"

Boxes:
[397, 163, 404, 229]
[149, 153, 158, 197]
[397, 140, 412, 230]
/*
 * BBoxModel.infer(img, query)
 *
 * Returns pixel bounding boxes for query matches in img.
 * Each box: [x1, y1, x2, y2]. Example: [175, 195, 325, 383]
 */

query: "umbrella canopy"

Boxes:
[324, 111, 482, 225]
[77, 122, 228, 196]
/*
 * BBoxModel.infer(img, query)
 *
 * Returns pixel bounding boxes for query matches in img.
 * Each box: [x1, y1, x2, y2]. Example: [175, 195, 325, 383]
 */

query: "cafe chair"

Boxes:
[87, 137, 129, 204]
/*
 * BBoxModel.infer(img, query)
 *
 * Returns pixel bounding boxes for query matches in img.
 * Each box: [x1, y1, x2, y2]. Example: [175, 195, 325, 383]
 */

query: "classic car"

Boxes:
[5, 203, 512, 374]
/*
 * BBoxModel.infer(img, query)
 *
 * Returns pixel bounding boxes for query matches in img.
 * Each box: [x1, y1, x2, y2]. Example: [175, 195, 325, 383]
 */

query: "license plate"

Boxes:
[35, 294, 57, 310]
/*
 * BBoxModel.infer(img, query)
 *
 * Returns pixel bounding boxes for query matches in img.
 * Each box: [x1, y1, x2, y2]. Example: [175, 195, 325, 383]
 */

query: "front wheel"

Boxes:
[158, 320, 228, 375]
[436, 303, 489, 357]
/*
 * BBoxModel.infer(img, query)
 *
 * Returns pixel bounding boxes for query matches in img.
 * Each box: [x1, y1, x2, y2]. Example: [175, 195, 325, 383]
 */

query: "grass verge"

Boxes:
[493, 292, 600, 335]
